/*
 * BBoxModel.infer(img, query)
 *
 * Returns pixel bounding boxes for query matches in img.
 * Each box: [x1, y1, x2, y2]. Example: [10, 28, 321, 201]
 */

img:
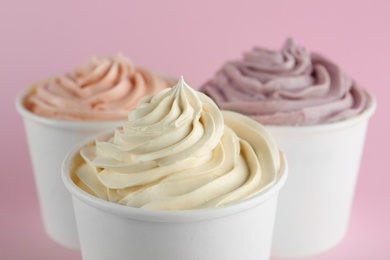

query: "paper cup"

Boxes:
[62, 134, 288, 260]
[269, 94, 376, 258]
[15, 84, 124, 249]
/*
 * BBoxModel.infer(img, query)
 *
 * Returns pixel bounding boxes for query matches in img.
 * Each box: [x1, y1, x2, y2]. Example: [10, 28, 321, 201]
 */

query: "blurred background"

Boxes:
[1, 0, 389, 259]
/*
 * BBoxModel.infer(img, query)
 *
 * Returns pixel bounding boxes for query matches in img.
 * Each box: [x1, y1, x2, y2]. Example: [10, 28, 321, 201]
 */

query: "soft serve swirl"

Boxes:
[74, 77, 281, 210]
[27, 54, 173, 121]
[201, 38, 369, 125]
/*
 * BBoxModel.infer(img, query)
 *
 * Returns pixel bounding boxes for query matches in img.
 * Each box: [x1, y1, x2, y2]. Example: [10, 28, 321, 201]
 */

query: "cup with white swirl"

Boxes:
[200, 38, 376, 258]
[62, 77, 287, 260]
[15, 54, 175, 249]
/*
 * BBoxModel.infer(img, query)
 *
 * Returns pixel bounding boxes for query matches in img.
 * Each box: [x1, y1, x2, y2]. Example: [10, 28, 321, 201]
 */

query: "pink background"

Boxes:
[1, 0, 389, 259]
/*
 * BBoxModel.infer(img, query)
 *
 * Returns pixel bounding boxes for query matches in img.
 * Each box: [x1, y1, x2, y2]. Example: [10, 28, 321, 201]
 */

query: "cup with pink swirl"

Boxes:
[62, 77, 287, 260]
[201, 38, 376, 258]
[15, 54, 175, 249]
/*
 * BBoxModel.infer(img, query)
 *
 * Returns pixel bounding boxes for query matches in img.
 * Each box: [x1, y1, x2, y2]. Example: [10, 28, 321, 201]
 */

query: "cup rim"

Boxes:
[61, 132, 288, 223]
[263, 91, 377, 133]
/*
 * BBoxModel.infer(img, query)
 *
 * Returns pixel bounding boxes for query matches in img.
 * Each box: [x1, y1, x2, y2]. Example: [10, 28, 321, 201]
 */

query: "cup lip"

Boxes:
[264, 90, 377, 133]
[61, 132, 288, 223]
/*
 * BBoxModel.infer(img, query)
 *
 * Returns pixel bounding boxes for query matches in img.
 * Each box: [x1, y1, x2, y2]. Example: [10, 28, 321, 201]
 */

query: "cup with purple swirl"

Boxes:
[200, 38, 376, 258]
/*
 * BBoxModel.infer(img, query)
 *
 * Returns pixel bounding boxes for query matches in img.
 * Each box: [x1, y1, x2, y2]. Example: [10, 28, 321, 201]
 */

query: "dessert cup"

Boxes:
[16, 82, 125, 249]
[270, 93, 376, 258]
[62, 129, 288, 260]
[200, 38, 377, 257]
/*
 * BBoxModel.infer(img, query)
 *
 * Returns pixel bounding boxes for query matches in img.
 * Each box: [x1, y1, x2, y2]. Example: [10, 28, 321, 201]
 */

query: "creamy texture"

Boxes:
[201, 38, 369, 125]
[27, 54, 173, 121]
[74, 77, 281, 210]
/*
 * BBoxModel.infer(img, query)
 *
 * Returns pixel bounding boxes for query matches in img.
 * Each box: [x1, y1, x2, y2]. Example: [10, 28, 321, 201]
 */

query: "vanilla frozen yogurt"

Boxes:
[73, 77, 281, 210]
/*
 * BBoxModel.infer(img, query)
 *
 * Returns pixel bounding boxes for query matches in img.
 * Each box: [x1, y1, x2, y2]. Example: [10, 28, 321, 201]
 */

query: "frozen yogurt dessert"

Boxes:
[201, 38, 369, 125]
[72, 77, 282, 210]
[25, 54, 174, 121]
[16, 53, 175, 248]
[199, 38, 376, 257]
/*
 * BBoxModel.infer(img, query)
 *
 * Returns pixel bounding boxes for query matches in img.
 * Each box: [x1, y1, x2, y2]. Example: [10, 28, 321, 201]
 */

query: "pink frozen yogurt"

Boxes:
[201, 38, 369, 125]
[26, 54, 174, 121]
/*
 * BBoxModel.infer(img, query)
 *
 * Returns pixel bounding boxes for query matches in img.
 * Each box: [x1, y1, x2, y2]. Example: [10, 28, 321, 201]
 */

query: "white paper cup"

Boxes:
[15, 85, 124, 249]
[62, 134, 288, 260]
[269, 94, 376, 258]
